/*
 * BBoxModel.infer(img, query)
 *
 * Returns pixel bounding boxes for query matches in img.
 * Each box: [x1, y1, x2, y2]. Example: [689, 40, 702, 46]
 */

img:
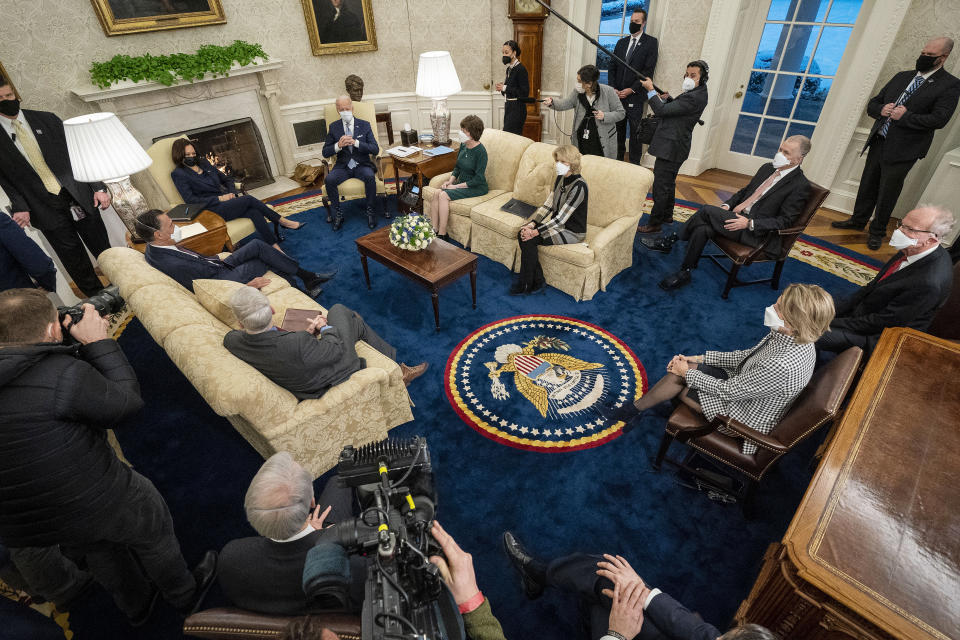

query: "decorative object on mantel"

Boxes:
[388, 215, 435, 252]
[345, 74, 364, 102]
[300, 0, 377, 57]
[64, 112, 153, 241]
[415, 51, 462, 147]
[90, 0, 226, 37]
[0, 59, 19, 100]
[89, 41, 267, 89]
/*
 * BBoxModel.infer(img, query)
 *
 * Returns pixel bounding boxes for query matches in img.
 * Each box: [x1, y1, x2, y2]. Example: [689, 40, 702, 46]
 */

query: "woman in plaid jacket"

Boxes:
[611, 283, 835, 454]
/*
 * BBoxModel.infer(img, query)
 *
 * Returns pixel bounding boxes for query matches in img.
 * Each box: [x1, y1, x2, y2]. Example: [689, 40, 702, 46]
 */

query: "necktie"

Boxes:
[12, 119, 61, 195]
[179, 246, 229, 268]
[626, 37, 638, 61]
[346, 122, 358, 170]
[879, 75, 924, 137]
[878, 254, 907, 281]
[733, 168, 782, 214]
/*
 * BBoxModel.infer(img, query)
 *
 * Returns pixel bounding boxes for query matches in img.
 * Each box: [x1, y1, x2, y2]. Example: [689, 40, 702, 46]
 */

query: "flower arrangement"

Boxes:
[388, 214, 436, 251]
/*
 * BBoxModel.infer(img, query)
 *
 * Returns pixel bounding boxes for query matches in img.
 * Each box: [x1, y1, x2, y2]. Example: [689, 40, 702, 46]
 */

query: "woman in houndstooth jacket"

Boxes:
[610, 283, 835, 454]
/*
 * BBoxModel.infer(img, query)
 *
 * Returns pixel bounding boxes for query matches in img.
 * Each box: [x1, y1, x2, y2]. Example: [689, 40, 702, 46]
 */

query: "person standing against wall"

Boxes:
[608, 8, 658, 164]
[497, 40, 530, 136]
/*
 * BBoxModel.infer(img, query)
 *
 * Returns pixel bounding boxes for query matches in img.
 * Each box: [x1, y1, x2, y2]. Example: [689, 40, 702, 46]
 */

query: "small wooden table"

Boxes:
[355, 226, 477, 331]
[388, 141, 460, 213]
[126, 209, 230, 255]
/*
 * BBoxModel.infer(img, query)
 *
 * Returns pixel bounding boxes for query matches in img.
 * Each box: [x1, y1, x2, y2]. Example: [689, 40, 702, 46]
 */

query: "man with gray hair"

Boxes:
[223, 287, 427, 397]
[818, 204, 954, 354]
[323, 94, 380, 230]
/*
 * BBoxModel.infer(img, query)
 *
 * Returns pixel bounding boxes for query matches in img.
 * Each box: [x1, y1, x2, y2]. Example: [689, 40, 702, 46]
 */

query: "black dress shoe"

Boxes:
[312, 268, 338, 283]
[181, 550, 218, 616]
[367, 209, 377, 229]
[305, 283, 324, 299]
[641, 233, 678, 253]
[659, 269, 692, 291]
[867, 235, 883, 250]
[831, 219, 865, 230]
[332, 215, 344, 231]
[503, 532, 545, 600]
[290, 220, 307, 230]
[383, 209, 393, 220]
[509, 281, 528, 296]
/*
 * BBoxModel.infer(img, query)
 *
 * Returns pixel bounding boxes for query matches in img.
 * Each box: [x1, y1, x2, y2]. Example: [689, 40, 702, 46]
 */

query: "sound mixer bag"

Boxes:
[638, 115, 660, 145]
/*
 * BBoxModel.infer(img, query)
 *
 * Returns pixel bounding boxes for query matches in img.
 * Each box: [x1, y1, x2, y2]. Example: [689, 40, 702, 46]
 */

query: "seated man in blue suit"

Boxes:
[323, 95, 380, 231]
[0, 212, 56, 292]
[504, 532, 775, 640]
[135, 209, 335, 298]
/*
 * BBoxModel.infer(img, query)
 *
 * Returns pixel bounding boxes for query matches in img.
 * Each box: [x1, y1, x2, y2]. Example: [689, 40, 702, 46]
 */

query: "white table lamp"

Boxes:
[415, 51, 462, 146]
[64, 112, 153, 240]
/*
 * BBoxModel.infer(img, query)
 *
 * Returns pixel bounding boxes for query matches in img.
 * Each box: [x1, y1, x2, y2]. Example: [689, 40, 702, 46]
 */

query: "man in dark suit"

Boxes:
[503, 532, 775, 640]
[654, 135, 812, 290]
[608, 9, 658, 164]
[819, 205, 954, 354]
[323, 95, 380, 230]
[223, 286, 427, 396]
[832, 37, 960, 250]
[638, 61, 709, 235]
[0, 77, 112, 297]
[0, 212, 56, 292]
[135, 209, 334, 298]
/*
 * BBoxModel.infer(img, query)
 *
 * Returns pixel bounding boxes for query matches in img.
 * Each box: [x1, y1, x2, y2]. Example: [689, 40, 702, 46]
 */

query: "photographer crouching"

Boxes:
[0, 288, 216, 626]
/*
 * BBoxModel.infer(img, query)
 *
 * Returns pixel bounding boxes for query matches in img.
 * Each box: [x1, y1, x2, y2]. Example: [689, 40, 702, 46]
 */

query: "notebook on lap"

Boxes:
[167, 203, 204, 222]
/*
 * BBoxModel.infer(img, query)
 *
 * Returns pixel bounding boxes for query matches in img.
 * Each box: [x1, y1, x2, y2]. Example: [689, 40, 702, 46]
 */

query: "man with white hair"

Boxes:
[223, 287, 427, 397]
[818, 205, 954, 354]
[323, 94, 380, 230]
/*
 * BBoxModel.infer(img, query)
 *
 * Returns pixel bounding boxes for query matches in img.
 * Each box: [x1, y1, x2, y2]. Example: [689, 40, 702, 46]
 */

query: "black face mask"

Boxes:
[183, 156, 198, 167]
[502, 55, 512, 65]
[628, 22, 643, 35]
[915, 54, 940, 72]
[0, 98, 20, 117]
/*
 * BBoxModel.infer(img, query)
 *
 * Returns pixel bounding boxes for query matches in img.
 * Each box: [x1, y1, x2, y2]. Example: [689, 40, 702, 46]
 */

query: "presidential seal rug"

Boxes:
[445, 315, 647, 452]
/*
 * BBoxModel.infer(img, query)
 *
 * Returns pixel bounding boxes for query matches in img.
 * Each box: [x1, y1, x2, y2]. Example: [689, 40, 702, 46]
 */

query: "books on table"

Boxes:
[423, 146, 455, 156]
[387, 146, 422, 158]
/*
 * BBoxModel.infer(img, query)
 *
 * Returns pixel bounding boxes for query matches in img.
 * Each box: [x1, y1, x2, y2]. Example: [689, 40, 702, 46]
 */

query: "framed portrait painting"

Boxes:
[301, 0, 378, 56]
[90, 0, 227, 36]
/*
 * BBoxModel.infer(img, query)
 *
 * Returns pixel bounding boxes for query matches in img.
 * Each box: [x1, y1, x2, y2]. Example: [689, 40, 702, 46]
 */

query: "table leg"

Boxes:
[431, 288, 440, 331]
[361, 254, 371, 290]
[394, 161, 402, 214]
[470, 267, 477, 309]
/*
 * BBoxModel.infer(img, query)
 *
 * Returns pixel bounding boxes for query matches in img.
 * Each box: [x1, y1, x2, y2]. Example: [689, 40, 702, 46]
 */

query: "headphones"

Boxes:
[687, 60, 710, 84]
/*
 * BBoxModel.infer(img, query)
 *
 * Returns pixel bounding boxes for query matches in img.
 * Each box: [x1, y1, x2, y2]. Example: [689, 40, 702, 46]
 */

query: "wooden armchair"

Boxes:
[704, 181, 830, 299]
[184, 608, 360, 639]
[652, 346, 862, 513]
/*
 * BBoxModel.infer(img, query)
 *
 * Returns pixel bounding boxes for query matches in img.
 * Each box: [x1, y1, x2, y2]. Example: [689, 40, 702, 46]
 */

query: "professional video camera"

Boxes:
[334, 437, 465, 640]
[57, 284, 124, 325]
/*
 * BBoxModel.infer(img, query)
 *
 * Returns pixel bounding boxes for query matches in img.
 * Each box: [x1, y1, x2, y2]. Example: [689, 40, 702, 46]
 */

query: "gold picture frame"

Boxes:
[300, 0, 378, 57]
[90, 0, 226, 37]
[0, 60, 20, 100]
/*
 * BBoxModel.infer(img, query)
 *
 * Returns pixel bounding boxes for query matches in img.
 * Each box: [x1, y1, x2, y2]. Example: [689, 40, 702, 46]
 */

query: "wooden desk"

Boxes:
[126, 210, 230, 255]
[737, 328, 960, 640]
[388, 142, 460, 213]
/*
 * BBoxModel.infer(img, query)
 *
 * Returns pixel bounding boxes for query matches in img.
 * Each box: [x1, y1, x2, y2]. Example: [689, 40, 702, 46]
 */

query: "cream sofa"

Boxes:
[423, 129, 654, 301]
[99, 247, 414, 478]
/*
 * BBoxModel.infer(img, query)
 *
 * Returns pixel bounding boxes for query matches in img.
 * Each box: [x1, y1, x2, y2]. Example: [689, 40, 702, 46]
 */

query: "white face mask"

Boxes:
[763, 304, 784, 330]
[772, 152, 791, 169]
[575, 82, 584, 94]
[460, 130, 470, 143]
[681, 77, 697, 92]
[555, 161, 570, 176]
[170, 226, 183, 243]
[889, 227, 920, 250]
[339, 110, 353, 123]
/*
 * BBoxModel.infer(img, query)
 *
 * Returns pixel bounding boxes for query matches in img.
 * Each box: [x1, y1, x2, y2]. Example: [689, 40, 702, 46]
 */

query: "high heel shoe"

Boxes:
[284, 220, 307, 230]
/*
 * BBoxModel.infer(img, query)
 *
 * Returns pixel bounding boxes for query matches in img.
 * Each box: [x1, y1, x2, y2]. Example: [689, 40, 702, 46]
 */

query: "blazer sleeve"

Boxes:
[644, 592, 722, 640]
[0, 214, 56, 290]
[686, 357, 789, 404]
[171, 168, 221, 208]
[648, 92, 700, 118]
[751, 177, 810, 232]
[213, 162, 240, 194]
[829, 280, 941, 335]
[504, 64, 529, 99]
[637, 38, 659, 86]
[56, 340, 144, 428]
[551, 91, 579, 111]
[529, 184, 558, 225]
[900, 79, 960, 131]
[601, 86, 626, 123]
[461, 598, 508, 640]
[866, 77, 895, 120]
[296, 327, 349, 370]
[358, 121, 380, 156]
[322, 122, 340, 158]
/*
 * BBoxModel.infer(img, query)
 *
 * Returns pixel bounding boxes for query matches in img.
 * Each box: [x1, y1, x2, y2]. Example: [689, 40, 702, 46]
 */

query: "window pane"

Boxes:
[731, 115, 761, 154]
[755, 118, 788, 157]
[744, 71, 774, 114]
[827, 0, 862, 23]
[787, 122, 815, 140]
[794, 77, 832, 121]
[599, 70, 609, 86]
[626, 0, 648, 16]
[596, 35, 620, 70]
[795, 0, 829, 22]
[767, 0, 795, 20]
[777, 25, 819, 72]
[767, 74, 802, 118]
[754, 24, 785, 69]
[811, 26, 852, 76]
[600, 1, 626, 33]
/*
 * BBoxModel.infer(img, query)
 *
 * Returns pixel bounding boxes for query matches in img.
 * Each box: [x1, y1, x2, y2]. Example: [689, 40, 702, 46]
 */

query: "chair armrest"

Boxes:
[673, 419, 721, 442]
[427, 172, 452, 189]
[184, 607, 361, 640]
[716, 415, 788, 452]
[777, 226, 805, 236]
[589, 216, 638, 252]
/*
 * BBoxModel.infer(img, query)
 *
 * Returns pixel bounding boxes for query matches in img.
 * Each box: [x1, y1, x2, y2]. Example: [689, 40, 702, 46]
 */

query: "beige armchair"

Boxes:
[319, 101, 389, 222]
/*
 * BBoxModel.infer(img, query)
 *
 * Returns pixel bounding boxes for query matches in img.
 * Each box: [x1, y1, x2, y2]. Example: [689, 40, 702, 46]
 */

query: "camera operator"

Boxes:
[0, 288, 216, 626]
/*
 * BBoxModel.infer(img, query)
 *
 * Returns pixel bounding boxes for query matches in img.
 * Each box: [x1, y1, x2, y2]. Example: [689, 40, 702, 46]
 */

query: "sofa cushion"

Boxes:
[478, 129, 534, 192]
[98, 247, 189, 298]
[471, 194, 528, 237]
[447, 190, 506, 219]
[539, 240, 596, 268]
[513, 142, 557, 206]
[580, 154, 654, 228]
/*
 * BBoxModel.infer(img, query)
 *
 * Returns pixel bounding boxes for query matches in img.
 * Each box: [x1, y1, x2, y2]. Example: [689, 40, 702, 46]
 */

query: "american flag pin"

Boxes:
[35, 129, 42, 134]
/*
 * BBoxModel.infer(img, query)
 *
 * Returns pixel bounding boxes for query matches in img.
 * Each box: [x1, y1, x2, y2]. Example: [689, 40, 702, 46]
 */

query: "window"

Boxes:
[596, 1, 650, 86]
[730, 0, 864, 158]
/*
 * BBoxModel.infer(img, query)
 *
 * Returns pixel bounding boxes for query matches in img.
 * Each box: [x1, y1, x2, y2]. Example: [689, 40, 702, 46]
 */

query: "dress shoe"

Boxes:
[304, 283, 324, 299]
[604, 402, 644, 433]
[325, 208, 334, 224]
[830, 219, 865, 230]
[637, 223, 662, 234]
[129, 587, 160, 628]
[508, 281, 528, 296]
[502, 532, 546, 600]
[401, 362, 429, 386]
[659, 269, 692, 291]
[179, 550, 218, 616]
[641, 232, 678, 253]
[867, 235, 883, 250]
[289, 220, 307, 230]
[383, 209, 393, 220]
[312, 268, 339, 283]
[332, 216, 344, 231]
[367, 208, 377, 229]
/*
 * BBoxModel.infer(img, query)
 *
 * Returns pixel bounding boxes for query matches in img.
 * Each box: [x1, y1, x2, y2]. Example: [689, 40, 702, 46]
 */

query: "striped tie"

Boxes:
[13, 119, 61, 195]
[878, 75, 924, 137]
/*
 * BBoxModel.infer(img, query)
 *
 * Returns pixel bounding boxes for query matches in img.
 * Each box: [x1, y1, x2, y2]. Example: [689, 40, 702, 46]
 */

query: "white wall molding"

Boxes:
[823, 127, 871, 214]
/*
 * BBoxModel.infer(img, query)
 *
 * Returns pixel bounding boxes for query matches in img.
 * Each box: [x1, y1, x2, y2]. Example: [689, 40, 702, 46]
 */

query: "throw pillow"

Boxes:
[513, 161, 554, 206]
[193, 279, 246, 330]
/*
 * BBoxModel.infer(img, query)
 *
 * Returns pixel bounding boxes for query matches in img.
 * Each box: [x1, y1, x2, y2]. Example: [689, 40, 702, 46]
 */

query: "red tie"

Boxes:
[733, 169, 782, 214]
[879, 254, 907, 281]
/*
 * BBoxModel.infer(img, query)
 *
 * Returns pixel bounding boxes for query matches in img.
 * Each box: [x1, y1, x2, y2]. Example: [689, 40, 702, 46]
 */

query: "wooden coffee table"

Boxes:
[126, 209, 230, 255]
[355, 226, 477, 331]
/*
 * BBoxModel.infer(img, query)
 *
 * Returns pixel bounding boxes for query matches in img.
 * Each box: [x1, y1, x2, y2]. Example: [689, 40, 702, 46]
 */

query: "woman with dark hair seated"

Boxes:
[429, 115, 488, 241]
[170, 139, 304, 250]
[610, 283, 835, 454]
[543, 64, 624, 159]
[511, 145, 588, 296]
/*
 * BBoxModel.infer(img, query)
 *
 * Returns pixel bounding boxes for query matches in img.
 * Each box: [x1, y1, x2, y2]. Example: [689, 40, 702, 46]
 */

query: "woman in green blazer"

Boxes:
[429, 115, 488, 241]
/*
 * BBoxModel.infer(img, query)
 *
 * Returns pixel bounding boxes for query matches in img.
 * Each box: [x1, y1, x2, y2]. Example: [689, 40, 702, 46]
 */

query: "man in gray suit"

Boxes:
[223, 287, 426, 399]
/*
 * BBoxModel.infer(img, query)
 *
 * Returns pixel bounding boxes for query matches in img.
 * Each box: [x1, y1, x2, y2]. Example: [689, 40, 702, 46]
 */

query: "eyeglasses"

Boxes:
[897, 221, 936, 236]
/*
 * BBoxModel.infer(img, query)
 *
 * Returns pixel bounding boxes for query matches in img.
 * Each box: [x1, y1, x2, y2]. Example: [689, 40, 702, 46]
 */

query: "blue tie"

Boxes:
[346, 122, 357, 170]
[879, 75, 924, 137]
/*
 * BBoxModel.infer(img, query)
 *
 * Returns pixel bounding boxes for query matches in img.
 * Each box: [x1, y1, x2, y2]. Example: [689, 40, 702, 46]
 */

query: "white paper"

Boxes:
[179, 222, 208, 239]
[387, 146, 421, 157]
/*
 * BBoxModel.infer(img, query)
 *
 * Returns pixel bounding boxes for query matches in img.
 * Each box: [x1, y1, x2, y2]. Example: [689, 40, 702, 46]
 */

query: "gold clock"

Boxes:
[509, 0, 549, 18]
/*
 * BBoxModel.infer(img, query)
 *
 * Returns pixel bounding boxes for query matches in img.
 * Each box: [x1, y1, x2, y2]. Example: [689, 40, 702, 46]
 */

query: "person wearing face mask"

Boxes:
[170, 139, 304, 251]
[543, 65, 625, 159]
[609, 283, 835, 455]
[653, 135, 812, 290]
[832, 37, 959, 251]
[429, 115, 488, 241]
[818, 205, 954, 355]
[323, 94, 381, 230]
[510, 145, 589, 295]
[496, 40, 530, 136]
[0, 75, 113, 298]
[608, 9, 658, 164]
[637, 60, 710, 236]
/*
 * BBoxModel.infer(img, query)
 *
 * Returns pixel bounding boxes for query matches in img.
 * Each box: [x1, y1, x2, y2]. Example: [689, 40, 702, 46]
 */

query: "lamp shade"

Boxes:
[415, 51, 462, 99]
[64, 112, 152, 182]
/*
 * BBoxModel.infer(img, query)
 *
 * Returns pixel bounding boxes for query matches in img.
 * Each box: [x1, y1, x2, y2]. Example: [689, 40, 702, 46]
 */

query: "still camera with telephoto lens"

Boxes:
[57, 285, 124, 326]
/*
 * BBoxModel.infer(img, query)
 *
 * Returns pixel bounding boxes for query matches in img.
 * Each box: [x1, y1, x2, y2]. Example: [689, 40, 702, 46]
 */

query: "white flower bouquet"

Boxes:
[388, 214, 436, 251]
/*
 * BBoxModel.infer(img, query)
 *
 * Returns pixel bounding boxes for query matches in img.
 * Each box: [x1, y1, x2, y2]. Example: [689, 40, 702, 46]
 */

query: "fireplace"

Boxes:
[157, 118, 274, 190]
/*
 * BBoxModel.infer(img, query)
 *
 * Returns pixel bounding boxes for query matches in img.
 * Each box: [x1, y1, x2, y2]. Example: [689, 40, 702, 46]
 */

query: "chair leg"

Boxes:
[722, 263, 741, 299]
[739, 479, 758, 518]
[322, 197, 333, 224]
[771, 259, 785, 290]
[652, 433, 674, 471]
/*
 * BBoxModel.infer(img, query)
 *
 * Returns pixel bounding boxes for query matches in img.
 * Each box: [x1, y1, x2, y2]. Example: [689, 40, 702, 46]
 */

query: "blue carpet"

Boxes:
[10, 196, 863, 639]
